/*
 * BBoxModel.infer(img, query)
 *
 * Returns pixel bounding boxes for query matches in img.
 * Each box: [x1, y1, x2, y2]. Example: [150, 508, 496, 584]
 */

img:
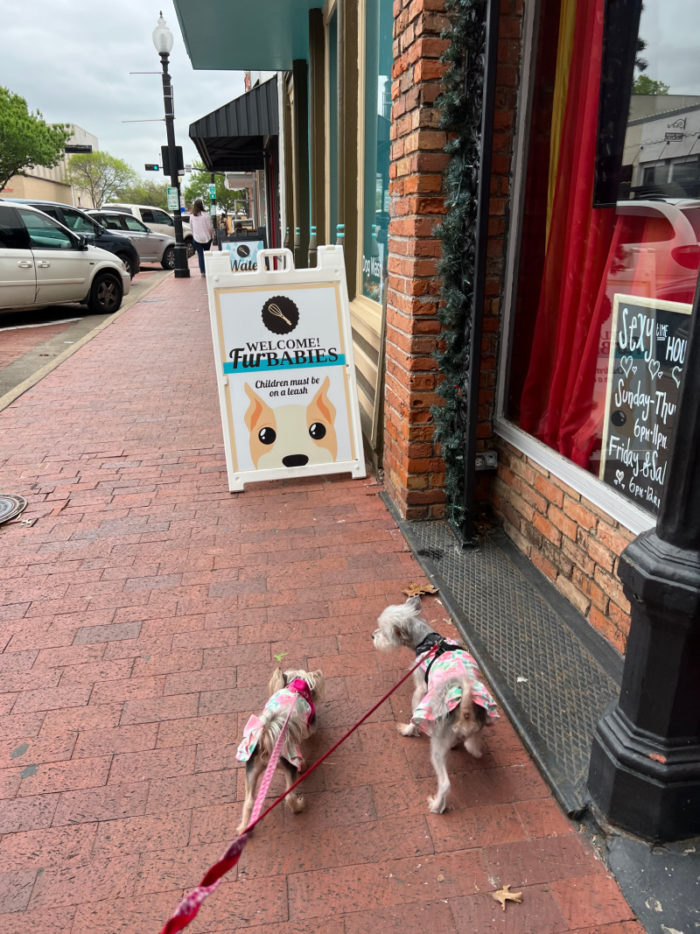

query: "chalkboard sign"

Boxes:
[600, 293, 692, 514]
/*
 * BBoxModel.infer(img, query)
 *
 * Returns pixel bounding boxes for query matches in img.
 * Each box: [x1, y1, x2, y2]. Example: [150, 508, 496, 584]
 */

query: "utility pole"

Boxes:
[152, 12, 190, 279]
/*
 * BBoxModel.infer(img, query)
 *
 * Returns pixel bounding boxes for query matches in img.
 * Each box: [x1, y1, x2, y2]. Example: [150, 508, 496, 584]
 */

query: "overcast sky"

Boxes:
[2, 0, 697, 188]
[0, 0, 247, 180]
[639, 0, 699, 95]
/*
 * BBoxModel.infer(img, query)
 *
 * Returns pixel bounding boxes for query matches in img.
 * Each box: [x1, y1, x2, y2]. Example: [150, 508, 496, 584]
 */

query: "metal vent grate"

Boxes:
[397, 516, 621, 814]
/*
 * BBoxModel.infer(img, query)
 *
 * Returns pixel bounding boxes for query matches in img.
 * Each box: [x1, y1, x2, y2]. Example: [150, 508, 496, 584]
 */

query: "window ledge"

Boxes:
[494, 417, 655, 536]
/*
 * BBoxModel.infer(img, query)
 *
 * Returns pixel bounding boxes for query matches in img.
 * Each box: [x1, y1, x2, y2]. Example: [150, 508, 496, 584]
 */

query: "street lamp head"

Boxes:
[152, 11, 174, 55]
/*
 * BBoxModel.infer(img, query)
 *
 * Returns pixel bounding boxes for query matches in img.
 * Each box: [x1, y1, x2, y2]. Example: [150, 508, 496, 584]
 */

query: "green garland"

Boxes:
[432, 0, 487, 532]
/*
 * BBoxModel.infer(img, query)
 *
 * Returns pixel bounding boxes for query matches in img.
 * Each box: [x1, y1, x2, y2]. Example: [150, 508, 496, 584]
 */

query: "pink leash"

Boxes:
[159, 644, 439, 934]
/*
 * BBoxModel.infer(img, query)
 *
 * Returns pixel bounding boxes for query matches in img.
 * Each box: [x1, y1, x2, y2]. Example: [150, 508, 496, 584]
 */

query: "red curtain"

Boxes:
[518, 0, 700, 471]
[519, 0, 617, 466]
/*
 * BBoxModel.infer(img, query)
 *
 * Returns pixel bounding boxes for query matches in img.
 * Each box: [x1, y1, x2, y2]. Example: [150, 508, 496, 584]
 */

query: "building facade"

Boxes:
[174, 0, 699, 660]
[2, 125, 98, 204]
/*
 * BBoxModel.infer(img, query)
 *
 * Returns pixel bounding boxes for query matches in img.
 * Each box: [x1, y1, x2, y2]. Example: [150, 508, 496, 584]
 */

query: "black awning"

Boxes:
[189, 78, 278, 172]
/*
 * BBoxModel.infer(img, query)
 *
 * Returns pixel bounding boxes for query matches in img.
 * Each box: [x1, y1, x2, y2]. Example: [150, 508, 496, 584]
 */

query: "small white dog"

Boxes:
[235, 667, 324, 834]
[372, 595, 498, 813]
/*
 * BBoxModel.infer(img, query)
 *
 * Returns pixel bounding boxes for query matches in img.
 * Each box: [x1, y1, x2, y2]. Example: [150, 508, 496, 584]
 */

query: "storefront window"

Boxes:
[361, 0, 392, 302]
[506, 0, 699, 516]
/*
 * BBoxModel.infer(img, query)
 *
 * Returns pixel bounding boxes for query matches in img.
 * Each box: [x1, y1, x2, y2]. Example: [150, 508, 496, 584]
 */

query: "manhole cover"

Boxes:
[0, 494, 27, 525]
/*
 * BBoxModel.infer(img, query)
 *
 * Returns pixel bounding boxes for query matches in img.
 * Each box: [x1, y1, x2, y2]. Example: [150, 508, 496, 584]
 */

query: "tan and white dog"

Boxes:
[244, 376, 338, 469]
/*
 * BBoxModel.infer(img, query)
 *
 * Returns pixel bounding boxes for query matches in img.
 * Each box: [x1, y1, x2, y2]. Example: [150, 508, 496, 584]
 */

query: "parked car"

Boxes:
[0, 202, 130, 313]
[1, 198, 140, 278]
[107, 203, 195, 256]
[87, 209, 177, 269]
[610, 199, 700, 304]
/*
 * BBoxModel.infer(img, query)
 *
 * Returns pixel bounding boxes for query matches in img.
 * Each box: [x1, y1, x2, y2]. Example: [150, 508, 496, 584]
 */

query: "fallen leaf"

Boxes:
[402, 583, 439, 597]
[491, 884, 523, 911]
[437, 873, 445, 882]
[273, 652, 288, 663]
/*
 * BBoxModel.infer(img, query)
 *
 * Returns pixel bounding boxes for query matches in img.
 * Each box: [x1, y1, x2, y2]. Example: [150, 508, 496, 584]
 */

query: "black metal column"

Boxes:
[461, 0, 499, 545]
[588, 279, 700, 842]
[291, 60, 309, 270]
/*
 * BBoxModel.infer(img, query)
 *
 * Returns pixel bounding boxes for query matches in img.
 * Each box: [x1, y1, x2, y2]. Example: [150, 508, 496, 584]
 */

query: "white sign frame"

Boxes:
[206, 246, 366, 491]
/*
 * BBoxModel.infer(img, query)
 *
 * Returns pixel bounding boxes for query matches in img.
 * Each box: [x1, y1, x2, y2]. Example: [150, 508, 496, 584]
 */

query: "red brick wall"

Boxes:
[384, 0, 522, 520]
[383, 0, 450, 520]
[493, 439, 634, 652]
[384, 0, 633, 652]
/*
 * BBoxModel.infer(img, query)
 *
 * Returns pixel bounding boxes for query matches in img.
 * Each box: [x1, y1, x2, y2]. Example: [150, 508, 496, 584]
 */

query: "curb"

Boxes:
[0, 270, 172, 413]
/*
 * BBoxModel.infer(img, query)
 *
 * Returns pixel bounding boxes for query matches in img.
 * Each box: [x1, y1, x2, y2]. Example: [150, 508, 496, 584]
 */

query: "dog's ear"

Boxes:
[307, 376, 338, 459]
[268, 667, 286, 695]
[406, 594, 422, 613]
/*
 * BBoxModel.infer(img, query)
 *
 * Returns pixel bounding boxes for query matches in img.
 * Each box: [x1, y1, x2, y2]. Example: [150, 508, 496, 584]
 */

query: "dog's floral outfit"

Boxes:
[236, 679, 314, 769]
[412, 648, 499, 735]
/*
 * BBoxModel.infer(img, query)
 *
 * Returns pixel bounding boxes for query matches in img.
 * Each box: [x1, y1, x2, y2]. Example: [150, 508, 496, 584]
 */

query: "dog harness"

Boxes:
[236, 678, 315, 770]
[412, 638, 499, 735]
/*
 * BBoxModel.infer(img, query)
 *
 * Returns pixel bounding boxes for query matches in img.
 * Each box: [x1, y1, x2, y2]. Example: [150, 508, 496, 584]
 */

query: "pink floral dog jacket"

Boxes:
[412, 649, 499, 735]
[236, 679, 314, 769]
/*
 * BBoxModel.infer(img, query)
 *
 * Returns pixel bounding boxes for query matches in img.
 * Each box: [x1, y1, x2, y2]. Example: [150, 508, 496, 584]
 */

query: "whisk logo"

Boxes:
[261, 295, 299, 335]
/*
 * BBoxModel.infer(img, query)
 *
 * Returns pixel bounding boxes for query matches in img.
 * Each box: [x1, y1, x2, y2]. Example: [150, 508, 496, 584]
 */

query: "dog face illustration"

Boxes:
[244, 376, 338, 469]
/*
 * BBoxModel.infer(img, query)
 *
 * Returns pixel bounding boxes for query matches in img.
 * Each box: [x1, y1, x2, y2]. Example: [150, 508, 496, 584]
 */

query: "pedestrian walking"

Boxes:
[190, 197, 215, 276]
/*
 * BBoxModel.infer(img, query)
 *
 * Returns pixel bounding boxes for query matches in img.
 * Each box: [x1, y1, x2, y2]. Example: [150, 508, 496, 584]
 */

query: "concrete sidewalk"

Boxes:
[0, 271, 641, 932]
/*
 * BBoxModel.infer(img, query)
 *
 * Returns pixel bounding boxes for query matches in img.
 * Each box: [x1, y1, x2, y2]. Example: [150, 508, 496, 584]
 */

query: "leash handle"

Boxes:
[160, 699, 296, 934]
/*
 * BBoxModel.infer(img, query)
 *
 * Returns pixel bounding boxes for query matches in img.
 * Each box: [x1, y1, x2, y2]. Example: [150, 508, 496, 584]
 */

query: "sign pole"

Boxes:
[588, 273, 700, 842]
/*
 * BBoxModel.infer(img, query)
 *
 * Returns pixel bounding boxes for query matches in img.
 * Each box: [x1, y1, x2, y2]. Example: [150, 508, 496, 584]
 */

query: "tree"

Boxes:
[66, 152, 137, 208]
[633, 74, 670, 95]
[0, 87, 71, 192]
[183, 161, 246, 214]
[114, 178, 168, 209]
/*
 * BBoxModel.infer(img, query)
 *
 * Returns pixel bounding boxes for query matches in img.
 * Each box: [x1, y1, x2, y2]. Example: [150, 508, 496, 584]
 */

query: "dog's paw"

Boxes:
[397, 722, 419, 737]
[465, 735, 483, 758]
[288, 793, 305, 814]
[428, 794, 447, 814]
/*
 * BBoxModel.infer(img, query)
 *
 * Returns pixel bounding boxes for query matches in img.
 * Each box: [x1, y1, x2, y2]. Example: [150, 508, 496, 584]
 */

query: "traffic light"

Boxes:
[161, 145, 184, 177]
[144, 163, 159, 171]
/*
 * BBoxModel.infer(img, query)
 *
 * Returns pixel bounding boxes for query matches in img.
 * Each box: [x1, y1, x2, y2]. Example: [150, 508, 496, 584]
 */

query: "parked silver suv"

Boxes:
[0, 203, 130, 313]
[107, 203, 195, 256]
[88, 210, 177, 269]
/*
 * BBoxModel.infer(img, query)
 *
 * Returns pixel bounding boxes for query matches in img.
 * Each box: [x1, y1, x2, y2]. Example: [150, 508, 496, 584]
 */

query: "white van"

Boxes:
[0, 202, 130, 313]
[108, 203, 194, 256]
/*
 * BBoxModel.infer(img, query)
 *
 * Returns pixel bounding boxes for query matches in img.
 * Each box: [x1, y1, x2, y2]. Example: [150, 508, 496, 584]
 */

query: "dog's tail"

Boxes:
[456, 679, 476, 730]
[257, 702, 307, 764]
[430, 677, 478, 729]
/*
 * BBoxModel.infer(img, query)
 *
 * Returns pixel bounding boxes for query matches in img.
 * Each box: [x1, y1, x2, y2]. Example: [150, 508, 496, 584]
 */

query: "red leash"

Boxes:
[159, 644, 437, 933]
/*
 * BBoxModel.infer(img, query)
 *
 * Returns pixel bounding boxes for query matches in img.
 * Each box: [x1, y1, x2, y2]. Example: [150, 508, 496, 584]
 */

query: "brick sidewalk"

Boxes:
[0, 274, 642, 932]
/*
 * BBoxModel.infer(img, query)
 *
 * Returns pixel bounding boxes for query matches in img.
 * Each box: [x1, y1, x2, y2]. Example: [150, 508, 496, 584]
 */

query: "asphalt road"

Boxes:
[0, 267, 170, 408]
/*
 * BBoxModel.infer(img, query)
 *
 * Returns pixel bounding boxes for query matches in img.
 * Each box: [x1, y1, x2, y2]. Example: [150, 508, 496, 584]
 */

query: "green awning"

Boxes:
[173, 0, 321, 71]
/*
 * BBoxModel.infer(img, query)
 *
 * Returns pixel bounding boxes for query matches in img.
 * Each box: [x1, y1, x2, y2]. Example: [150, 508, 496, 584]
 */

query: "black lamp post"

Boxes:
[588, 272, 700, 842]
[152, 11, 189, 279]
